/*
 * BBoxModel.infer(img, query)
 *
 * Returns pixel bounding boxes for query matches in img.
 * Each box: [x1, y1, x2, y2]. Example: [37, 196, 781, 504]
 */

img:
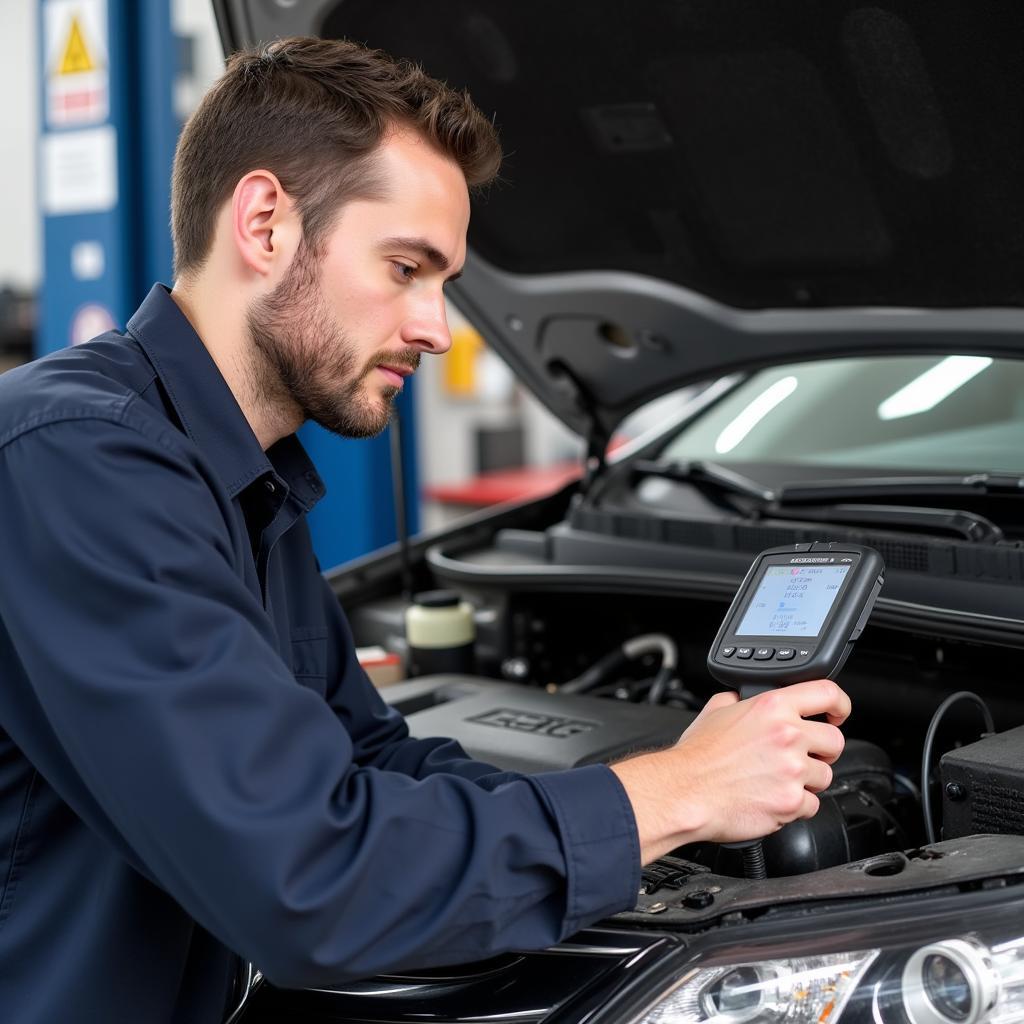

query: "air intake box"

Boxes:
[940, 725, 1024, 839]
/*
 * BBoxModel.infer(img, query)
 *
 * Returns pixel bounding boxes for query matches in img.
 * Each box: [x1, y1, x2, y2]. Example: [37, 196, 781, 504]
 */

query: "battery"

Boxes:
[940, 725, 1024, 840]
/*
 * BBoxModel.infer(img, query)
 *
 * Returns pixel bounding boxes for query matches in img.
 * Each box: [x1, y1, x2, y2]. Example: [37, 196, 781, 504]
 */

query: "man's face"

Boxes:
[247, 130, 470, 438]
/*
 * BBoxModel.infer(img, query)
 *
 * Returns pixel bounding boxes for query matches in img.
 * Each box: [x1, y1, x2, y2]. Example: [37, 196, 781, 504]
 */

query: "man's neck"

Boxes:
[169, 277, 301, 451]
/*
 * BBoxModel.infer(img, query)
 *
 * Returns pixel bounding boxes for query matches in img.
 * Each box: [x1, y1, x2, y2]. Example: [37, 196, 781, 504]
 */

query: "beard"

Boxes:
[246, 241, 418, 439]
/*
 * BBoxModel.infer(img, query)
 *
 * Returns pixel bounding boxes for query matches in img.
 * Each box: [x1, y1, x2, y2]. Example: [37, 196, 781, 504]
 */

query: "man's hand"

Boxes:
[610, 680, 851, 864]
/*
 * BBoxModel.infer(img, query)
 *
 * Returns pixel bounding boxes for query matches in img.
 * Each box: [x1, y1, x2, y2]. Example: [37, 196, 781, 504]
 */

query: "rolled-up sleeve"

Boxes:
[0, 404, 640, 989]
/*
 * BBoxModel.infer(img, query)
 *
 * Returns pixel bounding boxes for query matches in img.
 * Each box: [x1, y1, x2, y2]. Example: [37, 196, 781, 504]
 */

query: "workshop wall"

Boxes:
[1, 0, 41, 290]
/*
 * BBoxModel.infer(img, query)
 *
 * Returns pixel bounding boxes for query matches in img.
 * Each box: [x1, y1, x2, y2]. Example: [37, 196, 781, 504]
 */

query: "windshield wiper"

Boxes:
[631, 459, 775, 503]
[776, 473, 1024, 504]
[634, 463, 1024, 504]
[632, 461, 1011, 542]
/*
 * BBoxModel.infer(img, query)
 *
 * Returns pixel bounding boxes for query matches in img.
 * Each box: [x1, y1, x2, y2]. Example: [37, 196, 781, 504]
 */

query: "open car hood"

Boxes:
[212, 1, 1024, 440]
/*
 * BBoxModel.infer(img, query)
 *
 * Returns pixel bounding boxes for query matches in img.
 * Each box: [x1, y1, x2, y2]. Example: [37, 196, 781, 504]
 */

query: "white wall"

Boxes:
[0, 0, 41, 289]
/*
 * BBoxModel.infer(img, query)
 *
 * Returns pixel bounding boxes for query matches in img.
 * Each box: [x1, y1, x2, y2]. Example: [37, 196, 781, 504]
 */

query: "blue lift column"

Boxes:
[36, 0, 166, 353]
[37, 0, 415, 567]
[302, 394, 420, 572]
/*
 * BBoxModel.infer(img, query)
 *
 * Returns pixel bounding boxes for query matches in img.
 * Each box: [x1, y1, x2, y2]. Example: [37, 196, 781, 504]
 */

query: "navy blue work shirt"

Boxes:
[0, 285, 640, 1024]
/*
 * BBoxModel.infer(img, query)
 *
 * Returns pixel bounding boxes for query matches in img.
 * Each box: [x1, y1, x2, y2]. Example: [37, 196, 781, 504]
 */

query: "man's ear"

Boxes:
[230, 170, 300, 278]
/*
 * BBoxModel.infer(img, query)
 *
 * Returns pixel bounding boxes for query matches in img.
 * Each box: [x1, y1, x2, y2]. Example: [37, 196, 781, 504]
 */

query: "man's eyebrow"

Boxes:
[379, 236, 463, 282]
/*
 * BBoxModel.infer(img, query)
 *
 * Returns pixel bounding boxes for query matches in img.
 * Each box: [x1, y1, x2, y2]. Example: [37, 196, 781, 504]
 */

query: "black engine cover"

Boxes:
[389, 676, 695, 773]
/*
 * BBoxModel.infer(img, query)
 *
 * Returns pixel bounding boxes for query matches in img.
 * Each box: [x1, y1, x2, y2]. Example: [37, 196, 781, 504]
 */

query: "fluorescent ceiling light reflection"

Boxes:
[714, 376, 799, 454]
[878, 356, 993, 421]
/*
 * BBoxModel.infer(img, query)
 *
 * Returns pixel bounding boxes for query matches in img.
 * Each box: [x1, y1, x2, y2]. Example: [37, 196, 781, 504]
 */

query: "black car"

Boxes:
[211, 4, 1024, 1023]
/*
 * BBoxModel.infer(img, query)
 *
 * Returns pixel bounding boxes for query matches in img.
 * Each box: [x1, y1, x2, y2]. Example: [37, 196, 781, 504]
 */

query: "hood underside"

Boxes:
[213, 0, 1024, 437]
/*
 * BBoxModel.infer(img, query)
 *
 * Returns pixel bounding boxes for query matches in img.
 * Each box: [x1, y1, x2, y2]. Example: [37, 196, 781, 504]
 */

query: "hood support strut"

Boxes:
[547, 359, 611, 495]
[581, 423, 611, 494]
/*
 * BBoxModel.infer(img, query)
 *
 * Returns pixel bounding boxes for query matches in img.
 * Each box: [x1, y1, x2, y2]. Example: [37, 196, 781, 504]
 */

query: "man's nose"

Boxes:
[401, 293, 452, 355]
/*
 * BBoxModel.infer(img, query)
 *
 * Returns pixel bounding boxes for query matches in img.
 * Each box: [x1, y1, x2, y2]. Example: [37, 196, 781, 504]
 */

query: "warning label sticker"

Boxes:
[59, 17, 97, 74]
[44, 0, 109, 128]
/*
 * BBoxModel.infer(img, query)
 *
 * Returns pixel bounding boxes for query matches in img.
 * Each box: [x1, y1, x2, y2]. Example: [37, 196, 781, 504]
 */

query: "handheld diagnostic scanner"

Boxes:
[708, 542, 885, 695]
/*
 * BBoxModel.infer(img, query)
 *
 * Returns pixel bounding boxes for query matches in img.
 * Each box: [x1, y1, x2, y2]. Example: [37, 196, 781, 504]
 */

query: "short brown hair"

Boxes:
[171, 37, 502, 277]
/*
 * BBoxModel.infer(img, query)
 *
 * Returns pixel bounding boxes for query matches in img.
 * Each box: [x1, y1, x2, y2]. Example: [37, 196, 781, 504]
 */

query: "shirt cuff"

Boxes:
[527, 764, 641, 937]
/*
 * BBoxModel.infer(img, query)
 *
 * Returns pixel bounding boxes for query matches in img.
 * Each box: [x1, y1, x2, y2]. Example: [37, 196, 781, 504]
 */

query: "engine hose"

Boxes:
[921, 690, 994, 845]
[722, 838, 768, 879]
[646, 666, 675, 705]
[562, 634, 679, 696]
[622, 633, 678, 671]
[559, 648, 631, 694]
[624, 634, 678, 705]
[742, 841, 768, 880]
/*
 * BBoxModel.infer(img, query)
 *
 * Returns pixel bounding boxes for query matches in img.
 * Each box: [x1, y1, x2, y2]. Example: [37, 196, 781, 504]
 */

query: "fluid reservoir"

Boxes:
[404, 590, 476, 677]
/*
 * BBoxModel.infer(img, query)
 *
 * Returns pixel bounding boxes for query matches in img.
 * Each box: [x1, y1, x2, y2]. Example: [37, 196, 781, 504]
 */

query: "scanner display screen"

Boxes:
[736, 564, 851, 637]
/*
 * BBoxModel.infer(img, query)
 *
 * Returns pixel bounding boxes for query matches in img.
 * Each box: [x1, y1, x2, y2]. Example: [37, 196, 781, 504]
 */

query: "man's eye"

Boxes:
[392, 262, 416, 281]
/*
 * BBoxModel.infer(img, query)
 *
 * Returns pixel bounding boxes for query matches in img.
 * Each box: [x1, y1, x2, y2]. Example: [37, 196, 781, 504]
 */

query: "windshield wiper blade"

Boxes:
[632, 459, 775, 503]
[633, 463, 1013, 541]
[776, 473, 1024, 505]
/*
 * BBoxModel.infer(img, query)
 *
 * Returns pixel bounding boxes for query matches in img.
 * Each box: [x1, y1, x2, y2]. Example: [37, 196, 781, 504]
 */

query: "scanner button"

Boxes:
[720, 646, 736, 658]
[775, 648, 795, 661]
[735, 647, 754, 659]
[794, 647, 813, 661]
[753, 647, 775, 660]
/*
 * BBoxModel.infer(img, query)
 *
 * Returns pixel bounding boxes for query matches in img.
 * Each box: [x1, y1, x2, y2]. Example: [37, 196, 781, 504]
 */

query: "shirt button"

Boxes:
[264, 480, 276, 494]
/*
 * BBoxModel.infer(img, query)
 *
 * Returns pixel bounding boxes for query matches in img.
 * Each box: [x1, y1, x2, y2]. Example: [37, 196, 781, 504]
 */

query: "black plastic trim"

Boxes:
[424, 545, 1024, 646]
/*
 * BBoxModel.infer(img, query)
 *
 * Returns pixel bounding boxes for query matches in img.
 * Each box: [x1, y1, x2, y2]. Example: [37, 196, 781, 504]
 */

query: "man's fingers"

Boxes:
[804, 757, 834, 794]
[802, 719, 846, 764]
[776, 679, 851, 725]
[798, 790, 821, 820]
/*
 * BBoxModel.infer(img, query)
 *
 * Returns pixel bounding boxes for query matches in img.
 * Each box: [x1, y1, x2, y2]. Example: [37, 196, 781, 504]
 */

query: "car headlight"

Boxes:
[903, 940, 999, 1024]
[639, 951, 878, 1024]
[628, 900, 1024, 1024]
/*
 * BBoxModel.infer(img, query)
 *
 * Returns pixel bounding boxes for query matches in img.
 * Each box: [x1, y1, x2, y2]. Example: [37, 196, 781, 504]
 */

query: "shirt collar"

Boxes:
[126, 284, 325, 511]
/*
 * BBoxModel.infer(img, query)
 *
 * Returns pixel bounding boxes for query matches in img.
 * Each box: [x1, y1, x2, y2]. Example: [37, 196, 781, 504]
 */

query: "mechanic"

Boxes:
[0, 37, 850, 1023]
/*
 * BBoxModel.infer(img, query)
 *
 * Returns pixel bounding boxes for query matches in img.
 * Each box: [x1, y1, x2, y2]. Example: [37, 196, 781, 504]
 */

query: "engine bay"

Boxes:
[344, 511, 1024, 905]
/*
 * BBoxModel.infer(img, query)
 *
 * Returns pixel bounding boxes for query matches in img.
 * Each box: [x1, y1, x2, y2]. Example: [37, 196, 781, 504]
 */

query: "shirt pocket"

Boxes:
[290, 627, 329, 697]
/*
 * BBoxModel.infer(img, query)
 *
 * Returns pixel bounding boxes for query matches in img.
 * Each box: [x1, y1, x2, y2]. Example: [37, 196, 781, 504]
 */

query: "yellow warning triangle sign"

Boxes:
[58, 17, 96, 75]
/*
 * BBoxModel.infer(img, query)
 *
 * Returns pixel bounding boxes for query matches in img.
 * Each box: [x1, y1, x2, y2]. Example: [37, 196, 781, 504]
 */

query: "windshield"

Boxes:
[660, 355, 1024, 475]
